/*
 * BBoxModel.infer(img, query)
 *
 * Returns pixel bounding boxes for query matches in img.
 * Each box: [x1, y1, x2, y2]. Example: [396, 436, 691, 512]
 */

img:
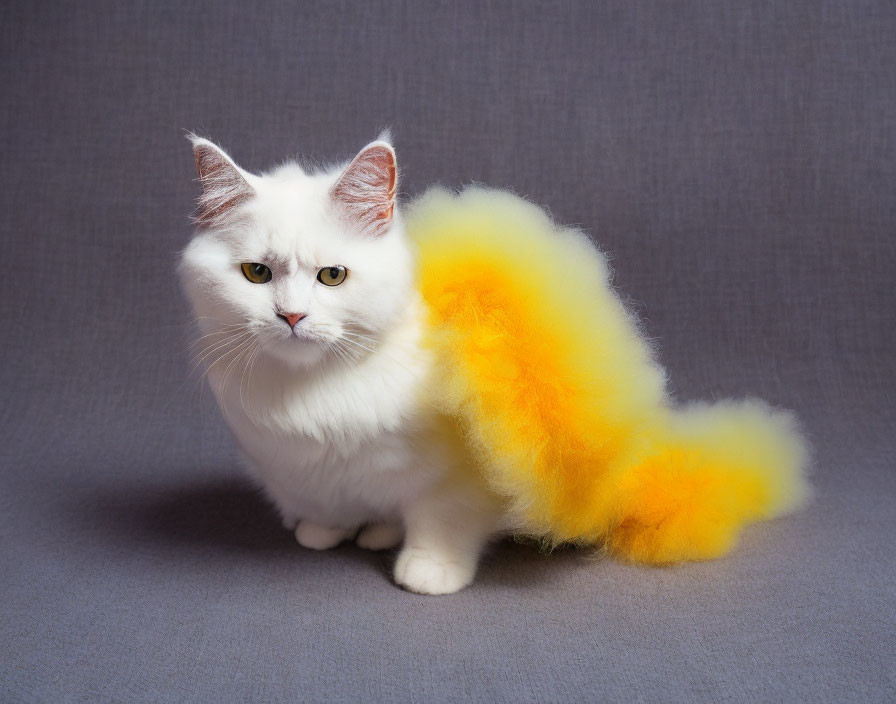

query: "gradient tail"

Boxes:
[606, 400, 810, 565]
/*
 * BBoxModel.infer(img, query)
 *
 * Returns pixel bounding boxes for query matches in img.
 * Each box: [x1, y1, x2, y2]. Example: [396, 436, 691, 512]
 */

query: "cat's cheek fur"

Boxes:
[179, 236, 236, 323]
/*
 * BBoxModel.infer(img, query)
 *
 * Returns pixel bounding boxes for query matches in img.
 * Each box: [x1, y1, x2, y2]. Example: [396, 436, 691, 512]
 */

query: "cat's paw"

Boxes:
[356, 522, 403, 551]
[294, 521, 353, 550]
[393, 546, 475, 595]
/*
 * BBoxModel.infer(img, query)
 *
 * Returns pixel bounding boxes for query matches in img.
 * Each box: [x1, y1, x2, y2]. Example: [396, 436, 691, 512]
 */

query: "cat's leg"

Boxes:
[394, 489, 499, 595]
[294, 520, 356, 550]
[279, 510, 299, 531]
[356, 522, 403, 551]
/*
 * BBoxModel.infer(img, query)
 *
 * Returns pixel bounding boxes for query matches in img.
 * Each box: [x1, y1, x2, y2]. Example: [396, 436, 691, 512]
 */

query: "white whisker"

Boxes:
[217, 335, 258, 416]
[187, 324, 250, 350]
[189, 331, 251, 376]
[239, 339, 263, 416]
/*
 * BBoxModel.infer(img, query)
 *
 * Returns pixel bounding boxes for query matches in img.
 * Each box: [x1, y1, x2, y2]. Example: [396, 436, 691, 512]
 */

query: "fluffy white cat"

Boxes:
[180, 134, 808, 595]
[180, 135, 502, 595]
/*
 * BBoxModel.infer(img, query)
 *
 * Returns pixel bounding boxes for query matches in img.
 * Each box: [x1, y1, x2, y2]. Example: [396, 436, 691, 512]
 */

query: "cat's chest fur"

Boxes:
[207, 311, 438, 525]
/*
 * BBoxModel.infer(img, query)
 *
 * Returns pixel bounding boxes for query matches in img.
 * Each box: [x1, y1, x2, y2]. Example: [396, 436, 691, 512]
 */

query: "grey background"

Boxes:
[2, 1, 894, 702]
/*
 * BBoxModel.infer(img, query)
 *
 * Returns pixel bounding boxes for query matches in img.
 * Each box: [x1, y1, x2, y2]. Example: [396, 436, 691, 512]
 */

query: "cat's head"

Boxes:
[179, 135, 414, 369]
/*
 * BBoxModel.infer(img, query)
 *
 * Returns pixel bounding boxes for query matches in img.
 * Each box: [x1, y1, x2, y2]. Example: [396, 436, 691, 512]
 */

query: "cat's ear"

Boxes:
[189, 135, 255, 227]
[331, 139, 397, 237]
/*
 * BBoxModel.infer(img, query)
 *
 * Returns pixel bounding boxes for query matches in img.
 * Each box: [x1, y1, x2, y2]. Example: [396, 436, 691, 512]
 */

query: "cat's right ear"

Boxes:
[189, 135, 255, 227]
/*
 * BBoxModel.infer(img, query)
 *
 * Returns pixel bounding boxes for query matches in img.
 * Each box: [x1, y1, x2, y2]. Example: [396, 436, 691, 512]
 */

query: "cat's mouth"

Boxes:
[265, 327, 330, 368]
[284, 327, 318, 343]
[278, 325, 334, 351]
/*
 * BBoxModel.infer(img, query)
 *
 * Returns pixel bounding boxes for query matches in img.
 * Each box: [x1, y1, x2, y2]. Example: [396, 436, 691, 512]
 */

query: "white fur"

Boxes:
[180, 137, 502, 594]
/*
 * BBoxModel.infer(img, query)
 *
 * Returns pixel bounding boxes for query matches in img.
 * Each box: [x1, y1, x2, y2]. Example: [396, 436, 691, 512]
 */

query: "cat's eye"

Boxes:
[317, 265, 348, 286]
[241, 262, 272, 284]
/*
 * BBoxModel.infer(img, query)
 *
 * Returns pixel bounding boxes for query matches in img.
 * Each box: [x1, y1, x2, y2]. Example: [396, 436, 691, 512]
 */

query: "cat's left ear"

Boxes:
[331, 139, 397, 237]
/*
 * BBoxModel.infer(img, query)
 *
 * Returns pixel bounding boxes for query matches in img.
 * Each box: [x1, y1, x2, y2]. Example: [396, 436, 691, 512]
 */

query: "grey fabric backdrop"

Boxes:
[1, 1, 894, 702]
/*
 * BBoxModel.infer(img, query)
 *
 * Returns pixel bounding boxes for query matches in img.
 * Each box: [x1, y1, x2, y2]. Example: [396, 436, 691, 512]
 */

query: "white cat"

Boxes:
[180, 135, 503, 594]
[180, 134, 808, 595]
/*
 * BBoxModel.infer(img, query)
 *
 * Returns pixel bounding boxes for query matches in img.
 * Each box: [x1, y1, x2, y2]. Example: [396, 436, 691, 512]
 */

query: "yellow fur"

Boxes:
[407, 187, 810, 564]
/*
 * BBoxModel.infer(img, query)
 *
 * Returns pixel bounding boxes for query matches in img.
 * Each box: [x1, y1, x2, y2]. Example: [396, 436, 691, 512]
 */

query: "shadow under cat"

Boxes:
[78, 474, 590, 591]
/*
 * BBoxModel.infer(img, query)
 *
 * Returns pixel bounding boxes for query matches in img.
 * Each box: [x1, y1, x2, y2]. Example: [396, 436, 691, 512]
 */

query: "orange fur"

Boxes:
[408, 187, 810, 564]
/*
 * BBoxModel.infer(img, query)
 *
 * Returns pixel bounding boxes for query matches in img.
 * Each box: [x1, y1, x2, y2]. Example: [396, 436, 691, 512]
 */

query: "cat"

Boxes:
[179, 134, 809, 595]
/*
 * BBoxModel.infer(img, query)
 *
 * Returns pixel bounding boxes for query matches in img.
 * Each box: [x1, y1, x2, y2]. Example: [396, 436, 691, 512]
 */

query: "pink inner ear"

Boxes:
[332, 145, 396, 236]
[193, 144, 253, 226]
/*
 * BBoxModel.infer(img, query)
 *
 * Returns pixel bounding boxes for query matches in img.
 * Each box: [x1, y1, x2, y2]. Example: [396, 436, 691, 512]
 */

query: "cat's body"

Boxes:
[181, 135, 809, 595]
[218, 298, 429, 530]
[181, 138, 506, 592]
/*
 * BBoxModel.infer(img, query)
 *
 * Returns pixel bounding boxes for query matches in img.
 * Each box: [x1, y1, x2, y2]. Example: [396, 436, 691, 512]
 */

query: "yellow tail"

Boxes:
[607, 400, 809, 564]
[408, 186, 810, 565]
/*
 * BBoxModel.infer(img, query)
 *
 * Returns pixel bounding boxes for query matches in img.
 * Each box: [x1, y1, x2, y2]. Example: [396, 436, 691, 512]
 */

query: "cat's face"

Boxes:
[180, 137, 413, 369]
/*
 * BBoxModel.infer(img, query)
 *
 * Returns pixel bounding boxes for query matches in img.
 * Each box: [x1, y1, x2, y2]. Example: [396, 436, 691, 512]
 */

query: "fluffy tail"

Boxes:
[408, 186, 810, 565]
[606, 400, 810, 564]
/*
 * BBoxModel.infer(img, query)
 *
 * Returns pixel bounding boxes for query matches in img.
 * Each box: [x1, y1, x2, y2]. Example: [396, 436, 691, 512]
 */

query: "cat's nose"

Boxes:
[277, 312, 306, 328]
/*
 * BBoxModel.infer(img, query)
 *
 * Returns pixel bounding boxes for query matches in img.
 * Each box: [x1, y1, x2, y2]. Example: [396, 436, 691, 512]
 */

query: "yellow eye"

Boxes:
[316, 265, 348, 286]
[241, 262, 272, 284]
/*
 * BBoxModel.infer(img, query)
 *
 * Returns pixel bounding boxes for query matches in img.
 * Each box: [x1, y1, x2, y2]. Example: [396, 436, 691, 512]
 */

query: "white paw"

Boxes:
[394, 547, 475, 595]
[356, 522, 403, 551]
[294, 521, 352, 550]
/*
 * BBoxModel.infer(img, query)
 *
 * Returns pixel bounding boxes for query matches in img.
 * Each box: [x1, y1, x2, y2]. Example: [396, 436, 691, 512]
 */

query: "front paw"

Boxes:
[394, 546, 475, 595]
[294, 521, 353, 550]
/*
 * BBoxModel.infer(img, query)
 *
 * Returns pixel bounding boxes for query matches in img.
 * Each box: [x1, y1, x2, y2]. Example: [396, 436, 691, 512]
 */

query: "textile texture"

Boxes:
[1, 1, 893, 702]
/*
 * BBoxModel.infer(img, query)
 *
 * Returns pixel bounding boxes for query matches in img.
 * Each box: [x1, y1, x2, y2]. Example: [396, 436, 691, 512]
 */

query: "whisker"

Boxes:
[187, 324, 250, 350]
[340, 336, 377, 355]
[195, 333, 253, 387]
[239, 339, 263, 416]
[341, 328, 376, 339]
[189, 331, 251, 375]
[195, 334, 253, 406]
[328, 340, 355, 366]
[217, 335, 258, 415]
[165, 330, 250, 409]
[189, 330, 247, 360]
[341, 333, 379, 348]
[246, 338, 265, 399]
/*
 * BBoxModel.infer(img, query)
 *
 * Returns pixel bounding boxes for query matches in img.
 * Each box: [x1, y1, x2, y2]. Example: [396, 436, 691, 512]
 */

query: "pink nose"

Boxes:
[278, 312, 306, 328]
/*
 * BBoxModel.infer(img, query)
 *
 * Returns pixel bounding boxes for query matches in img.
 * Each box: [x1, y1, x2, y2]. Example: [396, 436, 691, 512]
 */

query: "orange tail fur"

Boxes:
[606, 401, 810, 564]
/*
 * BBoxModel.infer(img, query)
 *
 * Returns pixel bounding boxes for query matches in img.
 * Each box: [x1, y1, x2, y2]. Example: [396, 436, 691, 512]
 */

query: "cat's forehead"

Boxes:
[254, 164, 333, 224]
[246, 164, 349, 261]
